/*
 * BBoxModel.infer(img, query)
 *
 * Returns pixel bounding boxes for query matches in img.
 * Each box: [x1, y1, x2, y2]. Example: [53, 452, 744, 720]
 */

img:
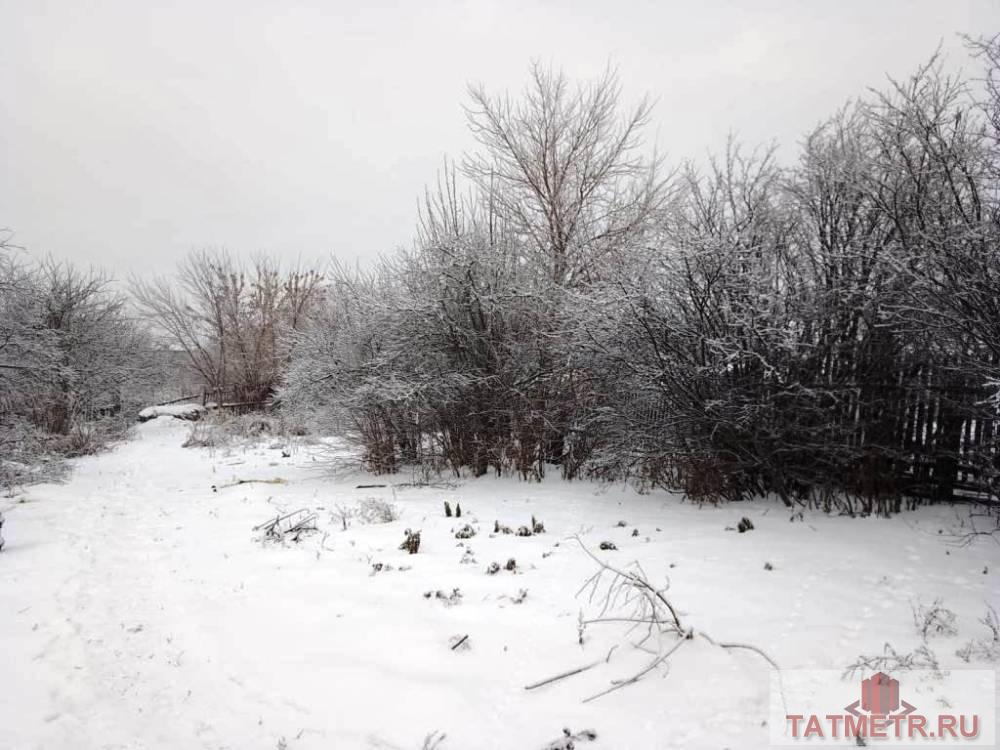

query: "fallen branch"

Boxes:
[582, 633, 690, 704]
[699, 633, 782, 672]
[252, 509, 308, 531]
[218, 477, 286, 490]
[554, 538, 780, 706]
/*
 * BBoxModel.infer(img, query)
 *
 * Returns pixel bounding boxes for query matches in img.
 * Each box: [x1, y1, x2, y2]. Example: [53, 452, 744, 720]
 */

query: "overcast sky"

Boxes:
[1, 0, 996, 276]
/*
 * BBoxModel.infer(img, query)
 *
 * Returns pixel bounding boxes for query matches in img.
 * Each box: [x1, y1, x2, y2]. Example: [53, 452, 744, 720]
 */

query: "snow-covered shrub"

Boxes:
[423, 588, 461, 606]
[182, 421, 219, 449]
[57, 417, 132, 457]
[231, 415, 277, 437]
[912, 598, 958, 639]
[844, 643, 940, 678]
[253, 509, 318, 544]
[0, 249, 160, 486]
[180, 412, 306, 450]
[281, 238, 569, 479]
[573, 58, 1000, 511]
[400, 529, 421, 554]
[355, 497, 398, 524]
[331, 498, 398, 530]
[281, 67, 663, 482]
[0, 419, 71, 492]
[7, 260, 159, 434]
[956, 606, 1000, 663]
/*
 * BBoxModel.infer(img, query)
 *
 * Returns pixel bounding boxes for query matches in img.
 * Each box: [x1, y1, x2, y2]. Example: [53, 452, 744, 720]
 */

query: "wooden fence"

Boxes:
[199, 385, 273, 414]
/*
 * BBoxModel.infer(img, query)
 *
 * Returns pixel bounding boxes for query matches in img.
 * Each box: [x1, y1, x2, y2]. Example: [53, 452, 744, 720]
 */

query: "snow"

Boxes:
[1, 417, 997, 749]
[137, 403, 206, 421]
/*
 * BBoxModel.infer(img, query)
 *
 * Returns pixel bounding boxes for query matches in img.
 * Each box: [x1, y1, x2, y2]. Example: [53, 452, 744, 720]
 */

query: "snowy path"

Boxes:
[2, 418, 998, 749]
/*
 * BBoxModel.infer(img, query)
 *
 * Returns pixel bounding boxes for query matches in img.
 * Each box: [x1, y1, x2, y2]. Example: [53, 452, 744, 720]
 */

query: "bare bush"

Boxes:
[181, 412, 305, 450]
[912, 598, 959, 640]
[332, 498, 399, 530]
[182, 421, 220, 450]
[956, 605, 1000, 663]
[0, 419, 71, 493]
[357, 497, 399, 524]
[844, 643, 941, 678]
[253, 509, 318, 544]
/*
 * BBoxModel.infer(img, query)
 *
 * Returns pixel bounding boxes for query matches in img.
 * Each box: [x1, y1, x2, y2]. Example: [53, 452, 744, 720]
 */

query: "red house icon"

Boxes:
[861, 672, 899, 715]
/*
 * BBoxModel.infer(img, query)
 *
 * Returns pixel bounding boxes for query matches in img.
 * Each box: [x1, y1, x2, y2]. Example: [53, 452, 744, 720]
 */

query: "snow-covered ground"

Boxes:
[1, 417, 997, 749]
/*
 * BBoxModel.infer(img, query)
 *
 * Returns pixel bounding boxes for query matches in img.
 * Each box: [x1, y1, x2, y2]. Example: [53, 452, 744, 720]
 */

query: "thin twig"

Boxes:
[524, 645, 620, 691]
[582, 633, 690, 704]
[524, 660, 602, 690]
[219, 477, 286, 490]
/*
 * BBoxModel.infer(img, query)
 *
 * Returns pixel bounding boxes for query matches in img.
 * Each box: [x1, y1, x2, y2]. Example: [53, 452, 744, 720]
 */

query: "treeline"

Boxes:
[0, 247, 323, 487]
[6, 39, 999, 512]
[280, 41, 1000, 512]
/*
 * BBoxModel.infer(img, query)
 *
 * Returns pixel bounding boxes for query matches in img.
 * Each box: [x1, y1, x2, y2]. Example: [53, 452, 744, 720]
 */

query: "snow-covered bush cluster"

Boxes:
[180, 412, 306, 451]
[0, 246, 161, 489]
[7, 39, 1000, 518]
[278, 41, 1000, 514]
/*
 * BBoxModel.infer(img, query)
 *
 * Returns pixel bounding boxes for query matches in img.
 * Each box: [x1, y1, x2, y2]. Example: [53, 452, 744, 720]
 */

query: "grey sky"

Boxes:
[1, 0, 996, 276]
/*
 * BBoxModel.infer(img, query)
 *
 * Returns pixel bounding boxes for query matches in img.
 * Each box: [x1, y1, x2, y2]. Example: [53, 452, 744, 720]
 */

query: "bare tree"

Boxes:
[464, 63, 666, 285]
[133, 250, 324, 402]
